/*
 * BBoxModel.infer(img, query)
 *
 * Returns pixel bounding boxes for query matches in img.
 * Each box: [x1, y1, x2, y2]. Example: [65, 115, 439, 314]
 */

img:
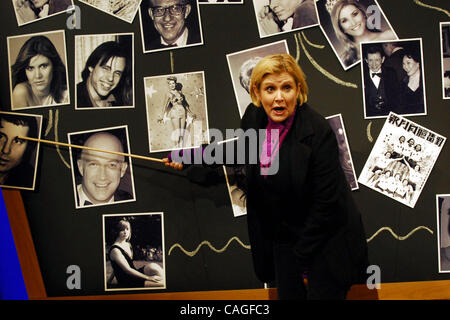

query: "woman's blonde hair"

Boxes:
[249, 54, 308, 107]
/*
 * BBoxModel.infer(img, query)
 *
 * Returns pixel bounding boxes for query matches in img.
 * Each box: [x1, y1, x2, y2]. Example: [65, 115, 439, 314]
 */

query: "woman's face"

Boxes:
[338, 4, 366, 38]
[25, 54, 53, 95]
[254, 71, 300, 123]
[402, 56, 420, 76]
[118, 223, 131, 241]
[168, 80, 176, 90]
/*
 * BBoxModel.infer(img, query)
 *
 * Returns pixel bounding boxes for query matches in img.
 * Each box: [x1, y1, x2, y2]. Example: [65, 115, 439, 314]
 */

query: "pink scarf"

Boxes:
[260, 109, 296, 176]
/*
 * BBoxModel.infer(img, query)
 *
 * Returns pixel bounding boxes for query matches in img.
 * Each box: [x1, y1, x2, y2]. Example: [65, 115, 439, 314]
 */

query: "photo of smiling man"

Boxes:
[139, 0, 203, 53]
[0, 111, 42, 190]
[68, 126, 136, 209]
[75, 33, 134, 109]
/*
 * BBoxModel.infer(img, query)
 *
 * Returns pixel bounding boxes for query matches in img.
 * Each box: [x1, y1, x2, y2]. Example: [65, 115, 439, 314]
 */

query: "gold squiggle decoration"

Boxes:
[366, 226, 433, 243]
[301, 31, 325, 49]
[170, 51, 174, 73]
[297, 32, 358, 88]
[367, 121, 373, 143]
[168, 236, 251, 257]
[294, 33, 301, 61]
[44, 109, 53, 136]
[54, 109, 71, 169]
[413, 0, 450, 17]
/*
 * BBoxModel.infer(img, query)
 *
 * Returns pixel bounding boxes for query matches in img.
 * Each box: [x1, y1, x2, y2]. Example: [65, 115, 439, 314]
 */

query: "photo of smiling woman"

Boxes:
[316, 0, 397, 70]
[68, 125, 136, 209]
[8, 30, 69, 110]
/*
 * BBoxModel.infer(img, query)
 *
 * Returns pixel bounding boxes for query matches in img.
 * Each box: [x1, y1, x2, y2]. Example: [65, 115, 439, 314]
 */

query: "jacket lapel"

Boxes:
[290, 104, 315, 195]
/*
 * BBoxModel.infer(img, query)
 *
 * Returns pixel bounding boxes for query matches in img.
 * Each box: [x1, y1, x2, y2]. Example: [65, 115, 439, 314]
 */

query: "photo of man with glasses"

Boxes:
[139, 0, 203, 52]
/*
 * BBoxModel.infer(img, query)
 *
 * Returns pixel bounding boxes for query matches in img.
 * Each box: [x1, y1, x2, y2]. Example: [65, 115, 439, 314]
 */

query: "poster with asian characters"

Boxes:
[358, 112, 446, 208]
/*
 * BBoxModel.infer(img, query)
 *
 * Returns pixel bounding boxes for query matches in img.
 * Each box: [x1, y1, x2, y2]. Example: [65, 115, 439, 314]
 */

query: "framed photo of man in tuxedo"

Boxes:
[361, 39, 427, 119]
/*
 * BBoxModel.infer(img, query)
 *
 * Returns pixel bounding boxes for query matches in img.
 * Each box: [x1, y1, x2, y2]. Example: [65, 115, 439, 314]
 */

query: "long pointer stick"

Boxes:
[18, 136, 165, 163]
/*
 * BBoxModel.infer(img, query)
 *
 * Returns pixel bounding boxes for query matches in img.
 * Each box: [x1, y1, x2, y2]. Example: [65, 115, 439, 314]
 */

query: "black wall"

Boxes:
[0, 0, 449, 297]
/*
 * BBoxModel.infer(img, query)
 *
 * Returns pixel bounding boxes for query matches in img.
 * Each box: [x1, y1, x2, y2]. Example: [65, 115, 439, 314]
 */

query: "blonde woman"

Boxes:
[164, 54, 368, 300]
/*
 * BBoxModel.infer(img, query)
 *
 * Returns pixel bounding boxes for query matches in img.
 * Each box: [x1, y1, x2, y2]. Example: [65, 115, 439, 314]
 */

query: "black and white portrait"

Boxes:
[437, 194, 450, 273]
[0, 111, 42, 191]
[440, 22, 450, 99]
[68, 125, 136, 209]
[326, 114, 358, 190]
[361, 39, 427, 119]
[12, 0, 74, 26]
[253, 0, 319, 38]
[223, 166, 247, 217]
[139, 0, 203, 53]
[103, 212, 166, 291]
[358, 113, 446, 208]
[199, 0, 242, 3]
[79, 0, 142, 23]
[144, 72, 209, 152]
[74, 33, 134, 109]
[226, 40, 289, 117]
[7, 30, 70, 110]
[316, 0, 397, 70]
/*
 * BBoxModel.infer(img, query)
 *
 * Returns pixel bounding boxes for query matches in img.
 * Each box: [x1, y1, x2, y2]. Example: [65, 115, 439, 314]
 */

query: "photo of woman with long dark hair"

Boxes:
[8, 31, 69, 110]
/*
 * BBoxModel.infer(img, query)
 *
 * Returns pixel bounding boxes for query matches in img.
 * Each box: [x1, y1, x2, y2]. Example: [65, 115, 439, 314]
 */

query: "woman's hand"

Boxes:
[15, 0, 37, 24]
[146, 275, 162, 283]
[163, 158, 184, 170]
[38, 4, 50, 18]
[258, 5, 281, 35]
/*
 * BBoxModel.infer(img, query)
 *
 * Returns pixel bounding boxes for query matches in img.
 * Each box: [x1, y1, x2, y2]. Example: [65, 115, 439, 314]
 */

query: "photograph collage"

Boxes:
[2, 0, 449, 294]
